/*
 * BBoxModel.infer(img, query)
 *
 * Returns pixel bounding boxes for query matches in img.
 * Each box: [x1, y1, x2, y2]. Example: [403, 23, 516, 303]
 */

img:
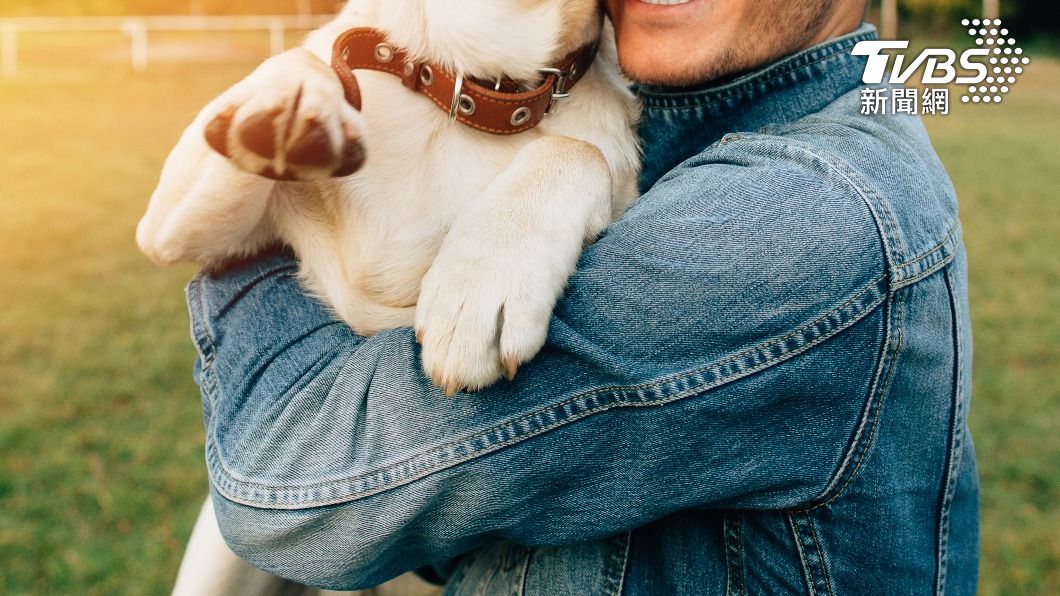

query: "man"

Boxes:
[189, 0, 979, 593]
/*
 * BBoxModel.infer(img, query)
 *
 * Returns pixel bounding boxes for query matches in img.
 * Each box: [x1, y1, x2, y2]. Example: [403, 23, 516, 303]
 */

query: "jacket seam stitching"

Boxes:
[800, 285, 906, 510]
[605, 531, 632, 596]
[188, 275, 216, 368]
[187, 276, 222, 410]
[788, 513, 818, 596]
[774, 136, 960, 287]
[216, 265, 300, 317]
[776, 139, 910, 269]
[935, 264, 967, 595]
[893, 253, 955, 290]
[902, 222, 958, 267]
[789, 512, 834, 596]
[205, 277, 881, 492]
[724, 513, 745, 596]
[806, 513, 835, 595]
[724, 514, 734, 596]
[202, 277, 887, 506]
[708, 135, 911, 275]
[514, 545, 532, 596]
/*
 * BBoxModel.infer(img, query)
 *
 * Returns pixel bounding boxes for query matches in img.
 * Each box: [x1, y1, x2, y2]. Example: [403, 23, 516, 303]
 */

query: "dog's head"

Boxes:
[372, 0, 603, 81]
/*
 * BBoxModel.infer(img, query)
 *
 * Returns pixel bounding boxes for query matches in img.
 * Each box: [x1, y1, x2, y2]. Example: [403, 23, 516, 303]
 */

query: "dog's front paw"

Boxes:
[414, 235, 556, 397]
[203, 49, 366, 181]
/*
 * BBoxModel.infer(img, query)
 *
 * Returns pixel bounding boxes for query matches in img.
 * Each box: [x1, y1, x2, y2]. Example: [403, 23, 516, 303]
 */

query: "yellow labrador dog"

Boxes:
[138, 0, 639, 593]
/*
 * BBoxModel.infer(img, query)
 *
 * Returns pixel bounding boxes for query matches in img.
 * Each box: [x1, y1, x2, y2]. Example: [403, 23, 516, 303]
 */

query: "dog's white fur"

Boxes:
[141, 1, 640, 593]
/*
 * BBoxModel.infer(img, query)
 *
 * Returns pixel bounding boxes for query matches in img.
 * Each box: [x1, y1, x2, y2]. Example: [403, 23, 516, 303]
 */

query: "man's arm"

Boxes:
[193, 140, 891, 590]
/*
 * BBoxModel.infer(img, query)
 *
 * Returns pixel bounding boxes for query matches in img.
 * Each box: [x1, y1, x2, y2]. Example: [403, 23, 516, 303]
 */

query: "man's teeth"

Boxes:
[638, 0, 692, 5]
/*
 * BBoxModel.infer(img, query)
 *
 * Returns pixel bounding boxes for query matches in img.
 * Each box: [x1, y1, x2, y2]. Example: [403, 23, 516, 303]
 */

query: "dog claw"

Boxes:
[502, 356, 519, 382]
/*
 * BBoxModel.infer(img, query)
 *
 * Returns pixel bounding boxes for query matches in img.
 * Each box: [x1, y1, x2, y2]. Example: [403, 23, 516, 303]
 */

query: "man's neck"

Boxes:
[807, 3, 870, 48]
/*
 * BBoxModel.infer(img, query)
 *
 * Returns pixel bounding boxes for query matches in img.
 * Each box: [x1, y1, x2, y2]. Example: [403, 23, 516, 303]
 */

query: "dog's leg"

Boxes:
[137, 43, 366, 268]
[137, 4, 372, 268]
[415, 136, 613, 395]
[136, 105, 279, 268]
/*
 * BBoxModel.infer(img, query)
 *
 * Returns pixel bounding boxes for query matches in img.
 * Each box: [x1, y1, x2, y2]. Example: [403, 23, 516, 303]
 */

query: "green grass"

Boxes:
[0, 39, 1058, 595]
[0, 45, 260, 595]
[924, 57, 1060, 592]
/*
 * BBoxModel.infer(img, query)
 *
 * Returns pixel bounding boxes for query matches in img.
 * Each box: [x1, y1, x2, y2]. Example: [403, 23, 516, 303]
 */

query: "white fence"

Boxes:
[0, 15, 333, 77]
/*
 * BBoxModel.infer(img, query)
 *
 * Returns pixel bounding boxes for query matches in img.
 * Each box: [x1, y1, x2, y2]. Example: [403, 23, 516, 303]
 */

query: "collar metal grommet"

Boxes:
[373, 43, 395, 63]
[511, 107, 532, 126]
[458, 95, 476, 116]
[420, 65, 434, 86]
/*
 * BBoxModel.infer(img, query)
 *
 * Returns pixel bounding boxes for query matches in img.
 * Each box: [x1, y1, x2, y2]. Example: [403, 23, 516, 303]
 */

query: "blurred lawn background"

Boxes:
[0, 5, 1058, 596]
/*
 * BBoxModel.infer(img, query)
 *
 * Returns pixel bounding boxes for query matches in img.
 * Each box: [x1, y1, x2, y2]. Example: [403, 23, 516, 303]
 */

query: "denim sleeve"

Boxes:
[191, 138, 891, 589]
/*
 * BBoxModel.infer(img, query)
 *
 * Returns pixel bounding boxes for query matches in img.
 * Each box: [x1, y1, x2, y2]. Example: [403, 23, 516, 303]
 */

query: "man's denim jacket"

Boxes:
[188, 24, 979, 595]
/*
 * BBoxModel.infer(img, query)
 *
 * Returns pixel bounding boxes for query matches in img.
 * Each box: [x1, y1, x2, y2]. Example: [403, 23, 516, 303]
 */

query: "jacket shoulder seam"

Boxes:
[721, 132, 959, 289]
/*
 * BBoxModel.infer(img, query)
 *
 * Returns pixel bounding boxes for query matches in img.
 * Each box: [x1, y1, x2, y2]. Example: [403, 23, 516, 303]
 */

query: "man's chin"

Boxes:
[618, 45, 735, 87]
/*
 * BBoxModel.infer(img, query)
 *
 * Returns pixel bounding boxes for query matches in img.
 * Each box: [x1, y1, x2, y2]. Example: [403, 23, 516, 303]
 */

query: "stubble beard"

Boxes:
[618, 0, 835, 87]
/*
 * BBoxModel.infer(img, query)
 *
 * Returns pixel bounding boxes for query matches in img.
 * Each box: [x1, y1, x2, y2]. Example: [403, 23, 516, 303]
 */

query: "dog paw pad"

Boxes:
[334, 138, 367, 177]
[239, 108, 284, 159]
[204, 107, 236, 157]
[287, 118, 336, 166]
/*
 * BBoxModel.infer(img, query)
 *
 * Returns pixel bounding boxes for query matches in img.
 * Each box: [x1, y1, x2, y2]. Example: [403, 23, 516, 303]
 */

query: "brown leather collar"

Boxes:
[331, 28, 599, 135]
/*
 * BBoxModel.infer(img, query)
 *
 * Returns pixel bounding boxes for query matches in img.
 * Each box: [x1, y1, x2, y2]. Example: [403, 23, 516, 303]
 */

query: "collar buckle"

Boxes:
[449, 72, 465, 122]
[539, 67, 571, 114]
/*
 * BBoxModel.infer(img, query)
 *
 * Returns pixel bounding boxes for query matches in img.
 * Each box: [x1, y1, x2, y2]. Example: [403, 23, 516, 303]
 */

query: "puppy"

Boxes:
[138, 0, 640, 396]
[140, 1, 640, 593]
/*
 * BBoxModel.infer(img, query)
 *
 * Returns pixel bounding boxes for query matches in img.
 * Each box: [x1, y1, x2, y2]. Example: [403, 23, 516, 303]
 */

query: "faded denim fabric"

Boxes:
[187, 24, 979, 595]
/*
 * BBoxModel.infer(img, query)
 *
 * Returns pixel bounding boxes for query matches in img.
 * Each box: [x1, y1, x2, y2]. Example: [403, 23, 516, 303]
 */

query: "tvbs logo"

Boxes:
[854, 40, 990, 84]
[853, 18, 1029, 105]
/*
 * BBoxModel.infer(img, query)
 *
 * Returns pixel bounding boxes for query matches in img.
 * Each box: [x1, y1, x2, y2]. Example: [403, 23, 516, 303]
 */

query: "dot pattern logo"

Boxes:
[961, 18, 1029, 104]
